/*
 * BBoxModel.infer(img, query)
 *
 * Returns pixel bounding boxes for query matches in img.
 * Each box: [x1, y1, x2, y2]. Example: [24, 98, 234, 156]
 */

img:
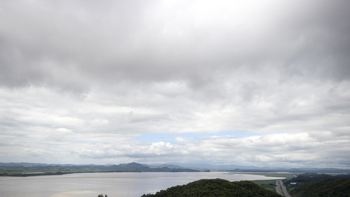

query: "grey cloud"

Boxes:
[1, 0, 349, 93]
[0, 0, 350, 167]
[61, 132, 350, 168]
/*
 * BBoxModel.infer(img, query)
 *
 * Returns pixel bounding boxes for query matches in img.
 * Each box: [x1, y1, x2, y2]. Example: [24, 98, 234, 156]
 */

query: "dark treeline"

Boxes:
[282, 173, 350, 197]
[290, 178, 350, 197]
[284, 172, 350, 186]
[141, 179, 282, 197]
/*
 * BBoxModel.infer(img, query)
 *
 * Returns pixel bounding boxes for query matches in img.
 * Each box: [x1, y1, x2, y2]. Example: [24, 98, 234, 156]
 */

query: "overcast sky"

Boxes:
[0, 0, 350, 168]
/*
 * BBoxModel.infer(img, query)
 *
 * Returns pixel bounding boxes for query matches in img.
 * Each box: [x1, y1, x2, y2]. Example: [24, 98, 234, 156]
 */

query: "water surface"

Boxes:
[0, 172, 283, 197]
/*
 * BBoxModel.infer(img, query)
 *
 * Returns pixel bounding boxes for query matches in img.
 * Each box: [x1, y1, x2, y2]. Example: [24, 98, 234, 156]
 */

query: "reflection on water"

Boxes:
[0, 172, 284, 197]
[51, 190, 94, 197]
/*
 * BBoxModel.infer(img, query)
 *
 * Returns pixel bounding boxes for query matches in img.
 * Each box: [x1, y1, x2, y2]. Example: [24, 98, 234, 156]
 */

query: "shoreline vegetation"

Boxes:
[0, 162, 312, 179]
[0, 162, 302, 178]
[0, 162, 205, 177]
[230, 172, 296, 179]
[2, 161, 349, 180]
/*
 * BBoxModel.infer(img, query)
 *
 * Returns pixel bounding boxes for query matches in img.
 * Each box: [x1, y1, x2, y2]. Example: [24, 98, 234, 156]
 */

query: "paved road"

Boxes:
[275, 180, 283, 196]
[275, 180, 291, 197]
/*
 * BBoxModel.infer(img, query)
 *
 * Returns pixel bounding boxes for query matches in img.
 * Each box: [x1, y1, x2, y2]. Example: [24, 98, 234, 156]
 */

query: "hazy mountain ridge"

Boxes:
[167, 163, 350, 173]
[141, 163, 184, 169]
[1, 162, 350, 173]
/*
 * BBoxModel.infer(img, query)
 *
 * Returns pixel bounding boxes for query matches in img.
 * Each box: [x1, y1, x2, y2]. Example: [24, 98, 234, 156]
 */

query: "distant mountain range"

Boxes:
[1, 162, 349, 173]
[169, 163, 350, 173]
[141, 163, 184, 169]
[171, 163, 260, 170]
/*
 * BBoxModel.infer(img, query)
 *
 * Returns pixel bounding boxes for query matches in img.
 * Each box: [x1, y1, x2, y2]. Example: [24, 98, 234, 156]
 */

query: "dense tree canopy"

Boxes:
[290, 178, 350, 197]
[141, 179, 281, 197]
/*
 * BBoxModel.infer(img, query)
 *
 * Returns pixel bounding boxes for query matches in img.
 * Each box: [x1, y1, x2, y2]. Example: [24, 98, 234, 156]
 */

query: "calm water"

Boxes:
[0, 172, 283, 197]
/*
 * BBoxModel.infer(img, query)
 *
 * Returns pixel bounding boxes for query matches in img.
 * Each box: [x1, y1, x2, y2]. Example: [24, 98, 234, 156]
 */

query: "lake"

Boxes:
[0, 172, 284, 197]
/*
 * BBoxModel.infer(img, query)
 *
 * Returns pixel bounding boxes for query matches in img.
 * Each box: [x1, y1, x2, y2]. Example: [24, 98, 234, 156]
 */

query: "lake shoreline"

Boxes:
[0, 172, 285, 197]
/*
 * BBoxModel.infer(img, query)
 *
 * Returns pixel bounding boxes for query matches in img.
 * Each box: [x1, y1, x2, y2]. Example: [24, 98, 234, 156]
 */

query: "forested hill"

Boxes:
[284, 172, 350, 185]
[290, 178, 350, 197]
[141, 179, 282, 197]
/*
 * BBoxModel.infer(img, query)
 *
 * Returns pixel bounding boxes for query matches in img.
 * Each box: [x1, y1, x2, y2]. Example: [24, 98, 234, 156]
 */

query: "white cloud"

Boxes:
[55, 132, 349, 168]
[0, 0, 349, 167]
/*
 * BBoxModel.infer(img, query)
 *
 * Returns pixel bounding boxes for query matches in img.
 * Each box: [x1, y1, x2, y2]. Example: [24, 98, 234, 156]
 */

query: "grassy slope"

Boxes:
[253, 180, 277, 193]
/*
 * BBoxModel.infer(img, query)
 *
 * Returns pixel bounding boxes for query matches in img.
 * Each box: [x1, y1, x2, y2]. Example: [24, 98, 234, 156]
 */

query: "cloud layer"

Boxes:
[0, 0, 350, 168]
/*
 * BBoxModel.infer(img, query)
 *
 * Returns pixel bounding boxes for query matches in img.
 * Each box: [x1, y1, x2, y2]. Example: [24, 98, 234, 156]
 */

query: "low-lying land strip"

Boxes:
[231, 172, 296, 179]
[252, 180, 277, 193]
[0, 162, 202, 177]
